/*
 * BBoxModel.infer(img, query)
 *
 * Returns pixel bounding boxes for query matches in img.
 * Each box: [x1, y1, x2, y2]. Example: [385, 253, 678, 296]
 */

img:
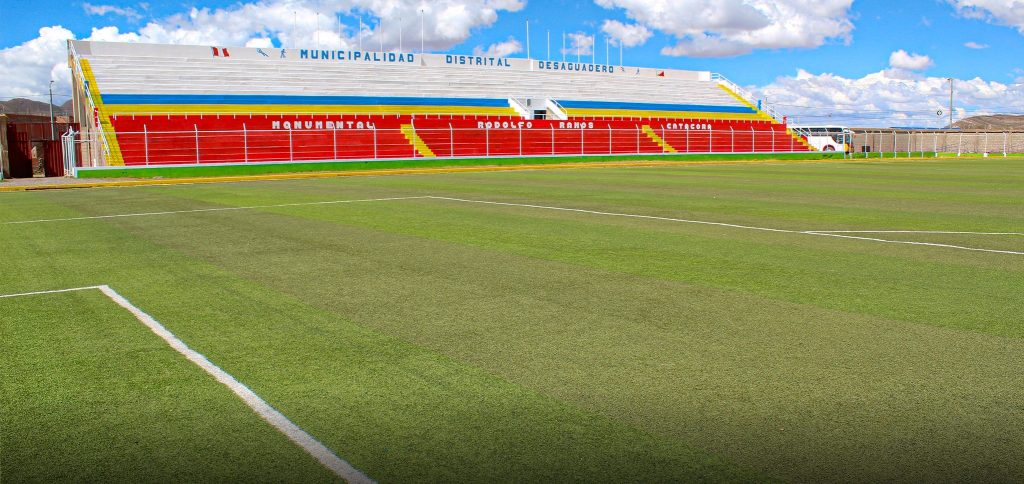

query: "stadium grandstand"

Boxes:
[66, 40, 813, 168]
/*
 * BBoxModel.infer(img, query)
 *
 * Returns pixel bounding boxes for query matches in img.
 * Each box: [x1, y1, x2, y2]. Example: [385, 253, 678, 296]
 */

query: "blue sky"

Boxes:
[3, 0, 1024, 126]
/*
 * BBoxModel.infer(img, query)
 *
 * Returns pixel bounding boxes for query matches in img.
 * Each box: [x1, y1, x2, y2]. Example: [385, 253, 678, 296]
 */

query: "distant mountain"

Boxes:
[953, 115, 1024, 130]
[0, 98, 73, 117]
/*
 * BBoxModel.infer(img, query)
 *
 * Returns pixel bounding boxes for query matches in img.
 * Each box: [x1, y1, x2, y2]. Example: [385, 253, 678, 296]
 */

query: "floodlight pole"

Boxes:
[947, 78, 954, 128]
[526, 21, 530, 60]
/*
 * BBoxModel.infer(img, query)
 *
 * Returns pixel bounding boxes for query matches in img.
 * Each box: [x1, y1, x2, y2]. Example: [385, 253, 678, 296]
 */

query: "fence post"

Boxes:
[486, 125, 490, 157]
[730, 127, 734, 153]
[519, 124, 523, 156]
[289, 128, 294, 161]
[331, 125, 336, 160]
[373, 128, 377, 159]
[661, 127, 666, 153]
[750, 127, 755, 153]
[892, 131, 897, 159]
[449, 123, 454, 157]
[580, 127, 585, 155]
[1004, 132, 1008, 157]
[635, 125, 640, 154]
[957, 131, 963, 157]
[194, 124, 200, 164]
[771, 128, 776, 153]
[551, 125, 555, 155]
[608, 125, 612, 154]
[144, 125, 150, 166]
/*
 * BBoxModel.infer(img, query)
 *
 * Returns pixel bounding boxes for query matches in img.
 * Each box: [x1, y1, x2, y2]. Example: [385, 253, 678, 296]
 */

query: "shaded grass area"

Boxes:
[2, 158, 1023, 482]
[75, 152, 843, 179]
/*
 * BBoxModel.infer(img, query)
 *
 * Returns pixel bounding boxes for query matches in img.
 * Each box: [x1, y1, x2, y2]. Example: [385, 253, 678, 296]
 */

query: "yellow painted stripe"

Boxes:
[80, 59, 126, 166]
[0, 158, 929, 192]
[103, 104, 517, 116]
[641, 125, 677, 153]
[400, 124, 436, 158]
[563, 108, 764, 121]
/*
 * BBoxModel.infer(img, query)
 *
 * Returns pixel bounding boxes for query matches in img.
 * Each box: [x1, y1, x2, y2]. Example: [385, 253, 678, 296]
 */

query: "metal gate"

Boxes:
[6, 125, 33, 178]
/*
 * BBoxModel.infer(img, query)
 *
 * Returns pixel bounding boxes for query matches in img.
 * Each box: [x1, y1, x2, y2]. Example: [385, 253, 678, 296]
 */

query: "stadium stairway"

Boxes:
[401, 125, 436, 158]
[642, 125, 678, 153]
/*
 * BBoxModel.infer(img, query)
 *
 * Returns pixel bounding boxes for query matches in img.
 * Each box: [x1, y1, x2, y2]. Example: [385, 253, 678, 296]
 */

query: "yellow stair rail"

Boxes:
[400, 124, 436, 158]
[641, 125, 677, 153]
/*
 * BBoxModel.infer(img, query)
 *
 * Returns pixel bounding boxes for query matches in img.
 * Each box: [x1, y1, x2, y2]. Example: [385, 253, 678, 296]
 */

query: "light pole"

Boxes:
[48, 80, 55, 141]
[947, 78, 954, 128]
[420, 9, 424, 54]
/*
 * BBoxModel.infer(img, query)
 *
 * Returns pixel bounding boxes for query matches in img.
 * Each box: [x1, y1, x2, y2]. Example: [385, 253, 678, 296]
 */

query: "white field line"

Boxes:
[0, 285, 373, 484]
[799, 232, 1024, 256]
[1, 196, 429, 225]
[0, 285, 105, 299]
[425, 196, 1024, 256]
[807, 230, 1024, 236]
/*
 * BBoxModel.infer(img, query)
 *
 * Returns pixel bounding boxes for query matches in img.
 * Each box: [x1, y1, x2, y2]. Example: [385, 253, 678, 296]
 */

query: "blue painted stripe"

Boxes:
[102, 94, 510, 107]
[558, 100, 755, 114]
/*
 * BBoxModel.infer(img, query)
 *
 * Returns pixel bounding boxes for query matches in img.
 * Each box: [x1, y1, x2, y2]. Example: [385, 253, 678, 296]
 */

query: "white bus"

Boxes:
[789, 125, 852, 152]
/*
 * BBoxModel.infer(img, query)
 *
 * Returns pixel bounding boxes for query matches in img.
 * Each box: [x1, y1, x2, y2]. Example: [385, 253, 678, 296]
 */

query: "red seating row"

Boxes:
[108, 114, 809, 166]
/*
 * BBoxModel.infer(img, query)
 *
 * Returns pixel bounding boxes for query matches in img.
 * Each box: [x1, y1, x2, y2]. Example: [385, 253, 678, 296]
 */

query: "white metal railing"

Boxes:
[508, 98, 532, 119]
[69, 46, 116, 164]
[545, 99, 568, 120]
[98, 125, 816, 167]
[711, 73, 784, 123]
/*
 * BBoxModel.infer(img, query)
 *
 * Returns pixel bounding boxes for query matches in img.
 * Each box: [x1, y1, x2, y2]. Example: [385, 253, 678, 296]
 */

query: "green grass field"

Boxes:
[2, 158, 1022, 482]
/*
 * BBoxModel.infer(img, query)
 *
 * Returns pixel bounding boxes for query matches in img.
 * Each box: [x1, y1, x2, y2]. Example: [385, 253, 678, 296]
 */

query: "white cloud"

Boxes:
[964, 41, 990, 48]
[473, 37, 522, 57]
[1, 0, 526, 102]
[949, 0, 1024, 32]
[756, 68, 1024, 127]
[0, 26, 75, 103]
[601, 19, 651, 47]
[888, 50, 933, 71]
[562, 32, 596, 59]
[594, 0, 854, 57]
[83, 3, 142, 21]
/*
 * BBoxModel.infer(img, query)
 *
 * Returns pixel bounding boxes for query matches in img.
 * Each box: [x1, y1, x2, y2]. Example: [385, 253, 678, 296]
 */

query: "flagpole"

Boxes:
[547, 30, 550, 61]
[526, 20, 531, 60]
